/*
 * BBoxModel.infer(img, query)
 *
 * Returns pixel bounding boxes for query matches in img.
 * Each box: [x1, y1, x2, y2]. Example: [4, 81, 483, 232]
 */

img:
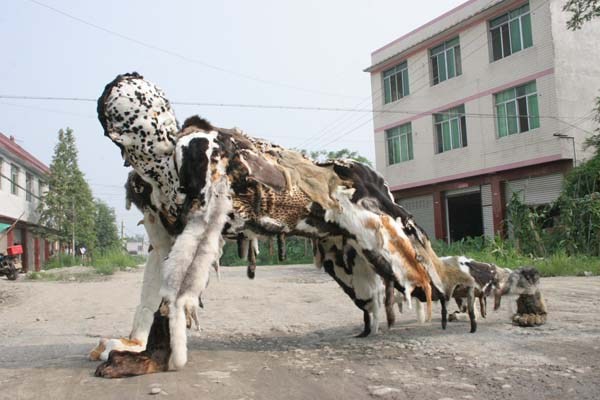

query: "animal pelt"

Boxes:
[496, 266, 547, 327]
[97, 72, 449, 374]
[512, 290, 547, 326]
[316, 236, 383, 337]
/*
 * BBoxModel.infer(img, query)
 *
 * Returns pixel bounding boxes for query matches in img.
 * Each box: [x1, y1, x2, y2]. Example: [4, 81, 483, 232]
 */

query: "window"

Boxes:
[383, 61, 410, 104]
[434, 105, 468, 153]
[11, 164, 19, 195]
[38, 180, 44, 198]
[26, 173, 33, 201]
[430, 37, 462, 85]
[386, 123, 413, 165]
[495, 81, 540, 137]
[490, 3, 533, 61]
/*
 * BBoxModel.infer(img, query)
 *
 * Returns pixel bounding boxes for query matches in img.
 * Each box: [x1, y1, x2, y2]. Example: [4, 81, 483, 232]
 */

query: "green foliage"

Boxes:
[38, 128, 96, 252]
[220, 236, 313, 266]
[94, 199, 121, 251]
[505, 193, 549, 257]
[431, 238, 600, 277]
[582, 97, 600, 154]
[563, 0, 600, 30]
[91, 249, 144, 275]
[44, 253, 79, 269]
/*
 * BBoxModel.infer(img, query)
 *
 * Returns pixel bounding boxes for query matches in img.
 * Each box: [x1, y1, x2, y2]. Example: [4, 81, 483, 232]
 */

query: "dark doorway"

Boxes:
[446, 192, 483, 242]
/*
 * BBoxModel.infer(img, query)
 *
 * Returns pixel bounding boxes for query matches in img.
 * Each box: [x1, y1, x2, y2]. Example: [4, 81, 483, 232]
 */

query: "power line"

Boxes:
[25, 0, 361, 100]
[0, 94, 591, 121]
[311, 0, 551, 149]
[0, 173, 42, 200]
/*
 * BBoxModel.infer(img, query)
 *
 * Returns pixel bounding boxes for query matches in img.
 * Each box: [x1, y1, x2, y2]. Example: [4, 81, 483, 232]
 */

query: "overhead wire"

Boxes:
[25, 0, 361, 100]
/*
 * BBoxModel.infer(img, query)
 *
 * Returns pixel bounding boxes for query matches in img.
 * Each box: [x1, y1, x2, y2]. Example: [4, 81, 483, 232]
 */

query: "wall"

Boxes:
[549, 0, 600, 165]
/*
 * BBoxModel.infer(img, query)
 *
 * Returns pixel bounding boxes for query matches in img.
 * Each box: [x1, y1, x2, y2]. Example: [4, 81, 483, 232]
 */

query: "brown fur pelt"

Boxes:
[512, 290, 547, 327]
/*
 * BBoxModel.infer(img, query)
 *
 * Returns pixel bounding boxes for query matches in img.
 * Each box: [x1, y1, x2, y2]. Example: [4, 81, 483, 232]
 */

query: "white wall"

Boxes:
[0, 151, 46, 225]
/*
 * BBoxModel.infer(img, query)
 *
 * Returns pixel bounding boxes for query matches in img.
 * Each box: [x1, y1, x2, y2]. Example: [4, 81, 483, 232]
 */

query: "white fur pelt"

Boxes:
[129, 212, 173, 344]
[167, 179, 233, 370]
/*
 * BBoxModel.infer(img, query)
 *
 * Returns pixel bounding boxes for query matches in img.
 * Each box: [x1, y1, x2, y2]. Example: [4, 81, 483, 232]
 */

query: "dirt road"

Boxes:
[0, 265, 599, 400]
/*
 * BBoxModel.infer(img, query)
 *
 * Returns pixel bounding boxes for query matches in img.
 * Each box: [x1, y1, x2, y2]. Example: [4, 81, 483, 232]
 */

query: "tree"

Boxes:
[38, 128, 96, 253]
[94, 199, 121, 251]
[297, 148, 372, 166]
[563, 0, 600, 30]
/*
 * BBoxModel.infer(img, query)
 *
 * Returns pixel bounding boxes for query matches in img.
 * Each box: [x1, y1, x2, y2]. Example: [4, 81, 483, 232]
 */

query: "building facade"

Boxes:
[0, 133, 52, 271]
[366, 0, 600, 242]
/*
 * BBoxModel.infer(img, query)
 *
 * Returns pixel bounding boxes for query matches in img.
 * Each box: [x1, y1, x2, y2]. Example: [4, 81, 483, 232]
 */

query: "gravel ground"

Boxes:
[0, 265, 599, 400]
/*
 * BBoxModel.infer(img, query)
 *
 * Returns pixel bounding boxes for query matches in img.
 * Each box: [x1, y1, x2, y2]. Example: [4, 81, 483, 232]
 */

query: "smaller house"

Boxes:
[0, 133, 54, 271]
[126, 240, 148, 256]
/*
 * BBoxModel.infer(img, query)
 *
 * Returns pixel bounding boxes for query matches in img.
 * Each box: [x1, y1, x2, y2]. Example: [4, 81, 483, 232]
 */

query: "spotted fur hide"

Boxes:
[98, 72, 448, 369]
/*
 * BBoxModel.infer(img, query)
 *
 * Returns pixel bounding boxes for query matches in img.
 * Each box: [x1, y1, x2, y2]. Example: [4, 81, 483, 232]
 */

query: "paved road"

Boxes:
[0, 265, 599, 399]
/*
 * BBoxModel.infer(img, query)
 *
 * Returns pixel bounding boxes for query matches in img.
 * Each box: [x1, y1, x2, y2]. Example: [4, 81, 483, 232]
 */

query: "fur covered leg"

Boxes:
[467, 287, 477, 333]
[247, 240, 257, 279]
[129, 249, 164, 344]
[159, 210, 208, 304]
[277, 233, 287, 261]
[440, 297, 448, 330]
[169, 184, 232, 370]
[356, 310, 372, 338]
[384, 279, 396, 328]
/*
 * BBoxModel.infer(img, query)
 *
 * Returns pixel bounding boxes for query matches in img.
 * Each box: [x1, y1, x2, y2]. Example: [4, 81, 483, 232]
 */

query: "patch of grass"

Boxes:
[26, 271, 62, 281]
[432, 237, 600, 277]
[91, 250, 145, 275]
[43, 254, 80, 269]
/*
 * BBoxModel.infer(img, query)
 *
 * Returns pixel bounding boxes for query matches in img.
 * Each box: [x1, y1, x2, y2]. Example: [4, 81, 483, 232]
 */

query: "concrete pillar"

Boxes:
[433, 191, 447, 242]
[491, 177, 505, 237]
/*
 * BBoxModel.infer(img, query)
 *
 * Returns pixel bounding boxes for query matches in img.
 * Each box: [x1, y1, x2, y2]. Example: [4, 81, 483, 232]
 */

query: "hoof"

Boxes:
[355, 329, 371, 338]
[94, 350, 168, 378]
[246, 265, 256, 279]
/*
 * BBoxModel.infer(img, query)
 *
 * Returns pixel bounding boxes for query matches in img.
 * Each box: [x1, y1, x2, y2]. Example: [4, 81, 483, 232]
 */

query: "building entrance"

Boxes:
[446, 192, 483, 242]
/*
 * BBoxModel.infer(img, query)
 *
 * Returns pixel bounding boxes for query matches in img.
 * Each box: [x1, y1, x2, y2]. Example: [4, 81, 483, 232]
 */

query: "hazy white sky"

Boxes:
[1, 0, 465, 237]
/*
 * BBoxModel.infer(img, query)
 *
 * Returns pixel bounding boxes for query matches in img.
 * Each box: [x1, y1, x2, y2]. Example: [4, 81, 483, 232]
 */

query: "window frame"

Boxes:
[382, 61, 410, 104]
[434, 105, 468, 153]
[430, 37, 462, 86]
[386, 123, 414, 165]
[489, 3, 533, 62]
[10, 164, 19, 195]
[495, 81, 540, 138]
[26, 172, 33, 202]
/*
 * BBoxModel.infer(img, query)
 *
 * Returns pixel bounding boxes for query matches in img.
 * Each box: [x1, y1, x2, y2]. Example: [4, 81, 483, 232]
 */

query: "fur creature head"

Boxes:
[97, 72, 179, 164]
[501, 266, 540, 296]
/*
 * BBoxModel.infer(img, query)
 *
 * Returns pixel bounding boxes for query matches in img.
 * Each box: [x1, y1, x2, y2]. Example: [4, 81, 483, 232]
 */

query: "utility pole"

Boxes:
[121, 220, 125, 240]
[72, 199, 75, 255]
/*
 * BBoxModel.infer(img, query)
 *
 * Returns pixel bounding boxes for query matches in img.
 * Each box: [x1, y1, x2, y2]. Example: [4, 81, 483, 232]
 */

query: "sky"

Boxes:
[1, 0, 466, 239]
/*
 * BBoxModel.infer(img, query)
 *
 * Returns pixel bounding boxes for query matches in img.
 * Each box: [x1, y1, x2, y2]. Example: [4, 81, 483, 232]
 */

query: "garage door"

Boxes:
[505, 173, 564, 205]
[398, 194, 435, 239]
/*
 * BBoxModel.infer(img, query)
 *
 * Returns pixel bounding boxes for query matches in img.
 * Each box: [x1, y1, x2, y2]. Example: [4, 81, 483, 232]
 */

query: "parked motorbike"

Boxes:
[0, 252, 21, 281]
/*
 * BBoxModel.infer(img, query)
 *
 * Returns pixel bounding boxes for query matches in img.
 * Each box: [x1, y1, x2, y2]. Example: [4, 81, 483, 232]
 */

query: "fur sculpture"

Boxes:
[94, 72, 449, 378]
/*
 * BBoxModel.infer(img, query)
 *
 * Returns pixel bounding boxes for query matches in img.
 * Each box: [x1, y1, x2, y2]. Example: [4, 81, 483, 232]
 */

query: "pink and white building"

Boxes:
[366, 0, 600, 242]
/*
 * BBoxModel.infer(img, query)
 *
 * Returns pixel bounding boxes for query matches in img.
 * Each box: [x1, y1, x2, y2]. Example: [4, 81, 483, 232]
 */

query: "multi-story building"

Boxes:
[0, 133, 52, 271]
[366, 0, 600, 242]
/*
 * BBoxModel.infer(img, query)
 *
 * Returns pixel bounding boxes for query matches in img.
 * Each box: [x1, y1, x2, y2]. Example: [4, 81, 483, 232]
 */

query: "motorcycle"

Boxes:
[0, 252, 21, 281]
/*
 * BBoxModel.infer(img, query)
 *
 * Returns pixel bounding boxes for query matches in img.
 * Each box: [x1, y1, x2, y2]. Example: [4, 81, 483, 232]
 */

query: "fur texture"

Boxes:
[96, 73, 454, 375]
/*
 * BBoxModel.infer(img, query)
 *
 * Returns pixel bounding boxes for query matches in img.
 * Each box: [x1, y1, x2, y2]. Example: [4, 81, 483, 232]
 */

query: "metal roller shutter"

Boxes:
[481, 184, 494, 239]
[398, 194, 435, 239]
[505, 173, 564, 205]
